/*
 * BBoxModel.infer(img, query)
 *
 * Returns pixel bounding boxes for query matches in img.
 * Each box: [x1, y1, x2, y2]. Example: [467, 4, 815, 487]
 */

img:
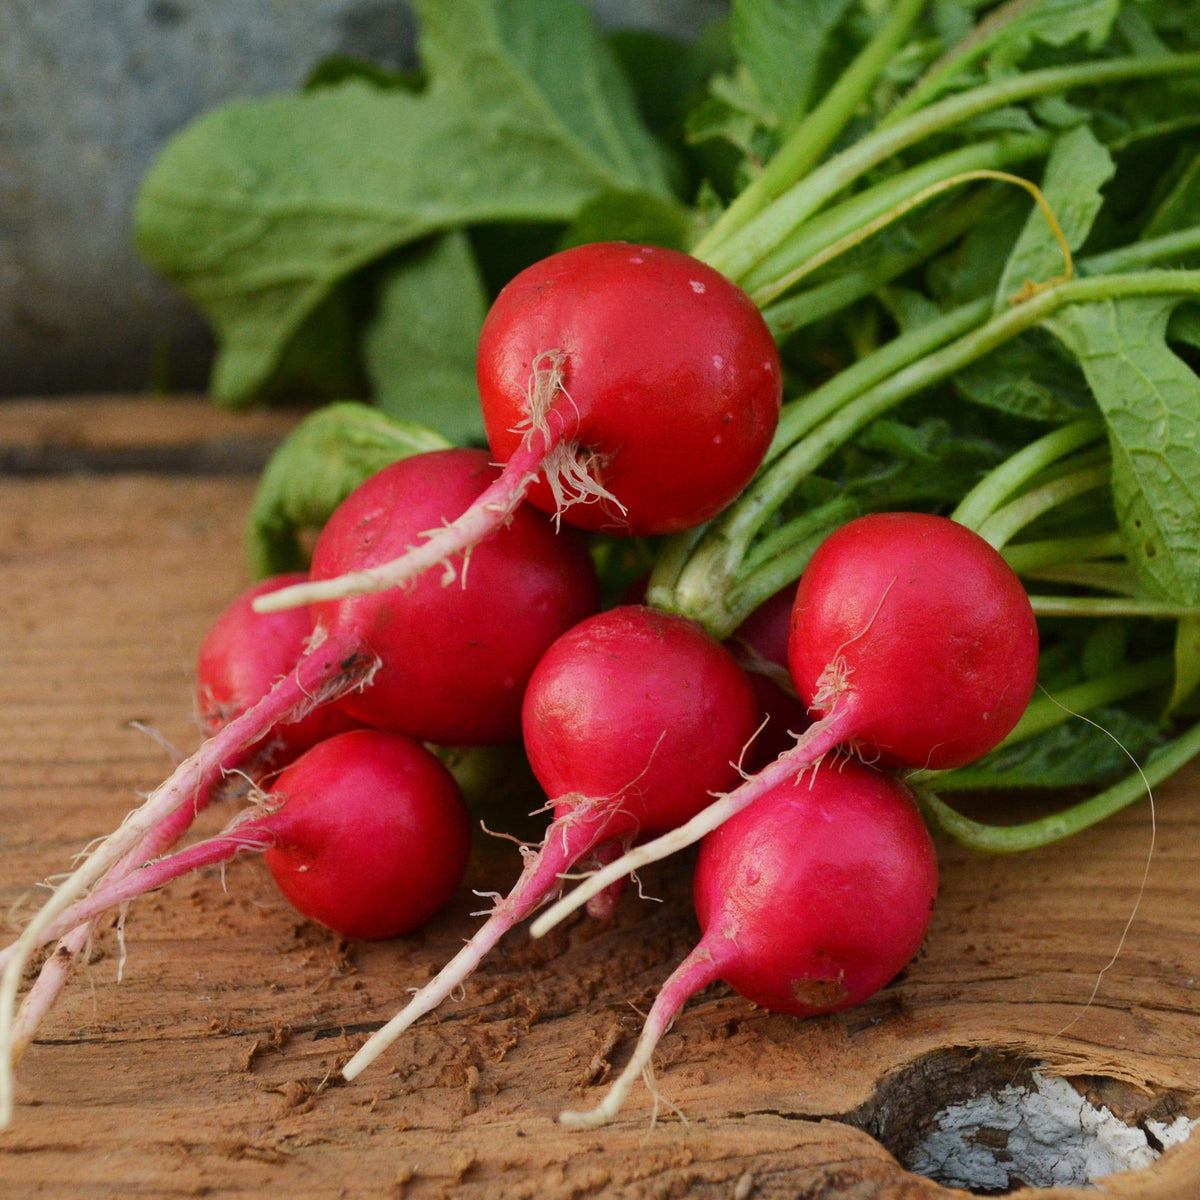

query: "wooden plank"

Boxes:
[0, 401, 1197, 1198]
[0, 395, 300, 474]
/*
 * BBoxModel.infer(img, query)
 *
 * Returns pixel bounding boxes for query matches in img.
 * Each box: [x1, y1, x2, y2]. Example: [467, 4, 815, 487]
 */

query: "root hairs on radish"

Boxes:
[560, 756, 939, 1128]
[7, 730, 472, 959]
[0, 644, 377, 1124]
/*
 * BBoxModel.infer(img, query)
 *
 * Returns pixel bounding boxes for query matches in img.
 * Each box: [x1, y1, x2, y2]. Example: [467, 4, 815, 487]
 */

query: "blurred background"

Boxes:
[0, 0, 723, 398]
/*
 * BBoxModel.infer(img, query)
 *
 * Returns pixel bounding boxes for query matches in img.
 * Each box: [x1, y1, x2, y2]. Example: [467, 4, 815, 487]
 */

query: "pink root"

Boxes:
[343, 800, 621, 1080]
[0, 642, 375, 1125]
[559, 938, 725, 1128]
[528, 710, 853, 939]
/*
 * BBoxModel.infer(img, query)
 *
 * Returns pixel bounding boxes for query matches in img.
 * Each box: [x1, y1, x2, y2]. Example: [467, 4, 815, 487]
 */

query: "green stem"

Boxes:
[710, 496, 859, 637]
[748, 279, 1180, 542]
[774, 271, 1200, 482]
[643, 524, 709, 611]
[1002, 532, 1126, 574]
[1023, 658, 1175, 743]
[918, 718, 1200, 853]
[951, 418, 1104, 533]
[743, 138, 1054, 305]
[771, 297, 993, 466]
[760, 185, 997, 339]
[693, 0, 930, 259]
[1079, 225, 1200, 275]
[880, 0, 1041, 127]
[910, 656, 1174, 792]
[659, 301, 990, 633]
[1029, 595, 1200, 619]
[662, 269, 1200, 633]
[975, 463, 1111, 550]
[1021, 561, 1142, 595]
[702, 52, 1200, 285]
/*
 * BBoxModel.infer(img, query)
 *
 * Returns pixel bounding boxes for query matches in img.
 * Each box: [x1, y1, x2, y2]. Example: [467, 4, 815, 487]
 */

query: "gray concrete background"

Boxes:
[0, 0, 723, 397]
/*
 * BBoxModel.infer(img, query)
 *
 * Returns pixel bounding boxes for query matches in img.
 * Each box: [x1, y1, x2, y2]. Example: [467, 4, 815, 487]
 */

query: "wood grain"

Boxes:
[0, 400, 1197, 1199]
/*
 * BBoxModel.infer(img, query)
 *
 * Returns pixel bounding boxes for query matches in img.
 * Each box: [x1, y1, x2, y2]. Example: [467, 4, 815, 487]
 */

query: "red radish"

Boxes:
[341, 605, 760, 1081]
[12, 730, 472, 948]
[0, 448, 598, 1099]
[265, 730, 471, 939]
[196, 573, 361, 761]
[529, 512, 1037, 936]
[787, 512, 1039, 770]
[560, 756, 938, 1127]
[307, 448, 600, 745]
[726, 585, 810, 770]
[255, 243, 781, 613]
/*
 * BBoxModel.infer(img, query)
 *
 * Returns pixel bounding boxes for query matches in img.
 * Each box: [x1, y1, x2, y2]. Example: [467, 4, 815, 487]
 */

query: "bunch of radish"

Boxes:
[339, 506, 1038, 1122]
[0, 242, 1042, 1134]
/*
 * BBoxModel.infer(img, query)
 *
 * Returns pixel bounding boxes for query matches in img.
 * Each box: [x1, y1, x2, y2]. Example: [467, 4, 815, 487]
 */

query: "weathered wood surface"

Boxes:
[1, 398, 1197, 1199]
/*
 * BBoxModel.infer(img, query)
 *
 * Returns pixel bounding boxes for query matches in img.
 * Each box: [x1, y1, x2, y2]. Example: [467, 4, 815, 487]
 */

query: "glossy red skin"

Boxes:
[726, 585, 810, 770]
[195, 574, 361, 758]
[694, 757, 938, 1016]
[263, 730, 471, 941]
[310, 448, 600, 746]
[479, 242, 782, 536]
[788, 513, 1039, 771]
[521, 605, 760, 842]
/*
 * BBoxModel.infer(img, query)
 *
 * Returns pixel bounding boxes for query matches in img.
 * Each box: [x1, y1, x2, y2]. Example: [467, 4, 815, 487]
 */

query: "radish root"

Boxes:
[528, 714, 848, 940]
[0, 648, 376, 1128]
[559, 944, 722, 1128]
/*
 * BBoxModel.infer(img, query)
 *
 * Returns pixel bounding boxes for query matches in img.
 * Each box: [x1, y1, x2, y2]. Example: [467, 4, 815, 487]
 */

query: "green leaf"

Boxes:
[936, 707, 1163, 791]
[927, 190, 1030, 308]
[1168, 301, 1200, 350]
[730, 0, 856, 133]
[1142, 147, 1200, 238]
[1122, 0, 1200, 53]
[252, 278, 368, 405]
[684, 70, 776, 162]
[887, 0, 1121, 118]
[557, 190, 697, 251]
[995, 124, 1115, 309]
[825, 417, 1005, 514]
[423, 0, 670, 192]
[304, 56, 422, 93]
[246, 402, 451, 578]
[985, 0, 1121, 73]
[952, 328, 1094, 423]
[608, 25, 733, 139]
[1168, 614, 1200, 714]
[363, 233, 487, 444]
[136, 0, 670, 407]
[1045, 294, 1200, 604]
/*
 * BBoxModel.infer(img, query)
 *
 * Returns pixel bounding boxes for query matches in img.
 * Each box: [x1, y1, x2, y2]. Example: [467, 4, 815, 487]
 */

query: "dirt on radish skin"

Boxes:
[560, 756, 939, 1128]
[340, 605, 761, 1080]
